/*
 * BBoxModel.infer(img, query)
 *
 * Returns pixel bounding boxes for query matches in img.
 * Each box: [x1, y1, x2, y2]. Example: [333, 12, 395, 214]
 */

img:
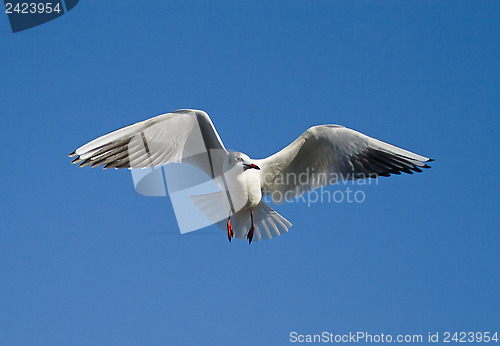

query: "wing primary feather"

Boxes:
[103, 154, 135, 169]
[374, 150, 422, 174]
[362, 151, 399, 171]
[90, 142, 130, 162]
[91, 151, 129, 168]
[89, 146, 130, 166]
[72, 156, 84, 164]
[79, 158, 93, 167]
[77, 137, 132, 161]
[130, 147, 166, 168]
[362, 159, 395, 176]
[149, 148, 174, 167]
[115, 162, 131, 169]
[103, 162, 118, 169]
[350, 157, 375, 178]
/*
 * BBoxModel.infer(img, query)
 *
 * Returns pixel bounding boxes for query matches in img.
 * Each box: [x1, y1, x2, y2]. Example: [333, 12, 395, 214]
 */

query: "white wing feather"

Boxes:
[69, 109, 228, 180]
[255, 125, 432, 203]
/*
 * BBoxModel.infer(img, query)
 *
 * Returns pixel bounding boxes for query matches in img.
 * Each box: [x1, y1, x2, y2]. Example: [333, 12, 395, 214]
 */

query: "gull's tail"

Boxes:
[248, 201, 292, 242]
[191, 191, 292, 241]
[219, 201, 292, 242]
[190, 190, 231, 225]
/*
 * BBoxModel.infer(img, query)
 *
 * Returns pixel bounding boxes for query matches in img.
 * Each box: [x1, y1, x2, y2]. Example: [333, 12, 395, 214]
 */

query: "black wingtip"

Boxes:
[79, 158, 92, 167]
[72, 156, 84, 164]
[427, 158, 435, 162]
[68, 151, 77, 158]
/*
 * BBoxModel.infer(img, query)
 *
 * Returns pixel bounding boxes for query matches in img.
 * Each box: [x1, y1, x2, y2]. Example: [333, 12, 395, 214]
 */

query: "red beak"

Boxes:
[244, 163, 260, 171]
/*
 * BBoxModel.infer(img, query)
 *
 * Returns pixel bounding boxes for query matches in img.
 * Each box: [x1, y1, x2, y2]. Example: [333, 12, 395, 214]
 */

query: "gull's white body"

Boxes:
[245, 169, 263, 209]
[70, 109, 432, 242]
[222, 153, 262, 212]
[231, 167, 262, 211]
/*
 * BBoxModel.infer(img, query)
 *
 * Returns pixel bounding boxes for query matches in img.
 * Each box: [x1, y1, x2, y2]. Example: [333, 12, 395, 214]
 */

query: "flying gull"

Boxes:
[69, 109, 433, 244]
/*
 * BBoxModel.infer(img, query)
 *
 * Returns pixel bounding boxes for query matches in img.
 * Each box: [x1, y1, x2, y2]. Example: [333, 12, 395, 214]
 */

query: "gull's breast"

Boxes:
[245, 169, 262, 208]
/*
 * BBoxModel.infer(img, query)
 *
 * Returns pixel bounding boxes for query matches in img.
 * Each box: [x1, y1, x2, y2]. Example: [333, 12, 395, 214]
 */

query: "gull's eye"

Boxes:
[236, 157, 243, 163]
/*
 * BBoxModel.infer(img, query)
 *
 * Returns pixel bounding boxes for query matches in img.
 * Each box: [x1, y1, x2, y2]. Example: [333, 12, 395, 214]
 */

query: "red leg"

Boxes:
[247, 212, 255, 244]
[227, 216, 233, 242]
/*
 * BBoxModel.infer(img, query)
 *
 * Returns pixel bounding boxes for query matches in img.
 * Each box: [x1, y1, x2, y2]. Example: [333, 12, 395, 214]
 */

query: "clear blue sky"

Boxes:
[1, 1, 499, 345]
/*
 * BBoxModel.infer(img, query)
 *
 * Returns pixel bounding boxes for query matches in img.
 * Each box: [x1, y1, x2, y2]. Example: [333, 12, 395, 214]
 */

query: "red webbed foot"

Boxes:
[227, 217, 234, 242]
[247, 212, 255, 244]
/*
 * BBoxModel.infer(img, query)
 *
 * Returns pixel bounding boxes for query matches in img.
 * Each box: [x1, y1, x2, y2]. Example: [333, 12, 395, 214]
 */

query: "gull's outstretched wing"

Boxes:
[255, 125, 433, 203]
[69, 109, 228, 180]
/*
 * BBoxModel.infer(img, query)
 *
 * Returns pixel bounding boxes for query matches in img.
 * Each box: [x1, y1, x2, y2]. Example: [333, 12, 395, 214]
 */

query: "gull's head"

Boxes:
[223, 152, 260, 173]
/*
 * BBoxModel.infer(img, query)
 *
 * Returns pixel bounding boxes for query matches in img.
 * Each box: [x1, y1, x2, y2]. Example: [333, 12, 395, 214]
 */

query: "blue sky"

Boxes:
[1, 1, 499, 345]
